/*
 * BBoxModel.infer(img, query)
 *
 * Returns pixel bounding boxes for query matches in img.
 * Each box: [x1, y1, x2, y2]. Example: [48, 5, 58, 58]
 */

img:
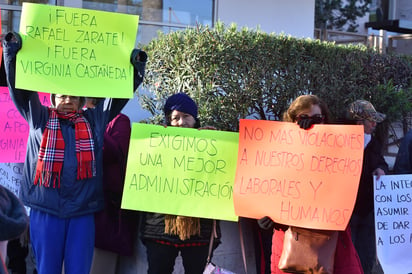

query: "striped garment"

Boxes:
[34, 109, 96, 188]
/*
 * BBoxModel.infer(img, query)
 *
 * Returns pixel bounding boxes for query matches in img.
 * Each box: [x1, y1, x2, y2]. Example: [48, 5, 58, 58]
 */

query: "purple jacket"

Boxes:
[94, 113, 138, 256]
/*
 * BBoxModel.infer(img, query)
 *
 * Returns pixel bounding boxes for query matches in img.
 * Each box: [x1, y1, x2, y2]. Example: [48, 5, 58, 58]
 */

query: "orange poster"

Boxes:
[234, 119, 364, 230]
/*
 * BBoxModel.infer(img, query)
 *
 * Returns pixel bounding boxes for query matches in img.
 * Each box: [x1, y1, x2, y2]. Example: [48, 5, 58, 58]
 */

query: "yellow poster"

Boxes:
[16, 3, 139, 98]
[121, 123, 239, 221]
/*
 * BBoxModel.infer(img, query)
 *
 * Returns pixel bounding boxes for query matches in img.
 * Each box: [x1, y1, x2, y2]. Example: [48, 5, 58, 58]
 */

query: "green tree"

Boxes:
[315, 0, 371, 32]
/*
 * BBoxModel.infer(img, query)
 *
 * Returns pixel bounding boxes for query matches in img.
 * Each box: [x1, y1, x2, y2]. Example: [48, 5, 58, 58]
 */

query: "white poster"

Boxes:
[374, 174, 412, 274]
[0, 162, 24, 197]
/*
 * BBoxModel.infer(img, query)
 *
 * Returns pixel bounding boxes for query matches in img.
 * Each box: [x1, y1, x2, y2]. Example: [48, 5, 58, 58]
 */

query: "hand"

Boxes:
[138, 50, 148, 62]
[199, 126, 217, 130]
[297, 118, 316, 130]
[130, 49, 147, 64]
[257, 216, 275, 230]
[373, 168, 386, 180]
[3, 32, 22, 59]
[130, 49, 147, 90]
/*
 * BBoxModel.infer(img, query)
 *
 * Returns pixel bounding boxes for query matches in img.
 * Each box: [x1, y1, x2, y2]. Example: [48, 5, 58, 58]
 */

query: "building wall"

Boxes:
[126, 0, 317, 123]
[215, 0, 315, 38]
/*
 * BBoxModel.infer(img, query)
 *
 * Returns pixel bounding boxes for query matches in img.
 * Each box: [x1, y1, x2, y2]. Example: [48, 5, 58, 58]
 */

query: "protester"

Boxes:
[258, 94, 363, 274]
[346, 99, 388, 274]
[0, 185, 29, 274]
[393, 128, 412, 174]
[2, 31, 145, 274]
[249, 217, 272, 274]
[87, 94, 141, 273]
[140, 92, 221, 274]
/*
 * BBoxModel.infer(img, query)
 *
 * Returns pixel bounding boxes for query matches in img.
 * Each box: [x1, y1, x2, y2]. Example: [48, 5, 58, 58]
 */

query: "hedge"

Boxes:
[139, 22, 412, 143]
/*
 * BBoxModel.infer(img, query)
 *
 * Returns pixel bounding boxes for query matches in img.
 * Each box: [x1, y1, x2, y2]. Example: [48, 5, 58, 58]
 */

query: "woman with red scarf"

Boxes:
[2, 32, 146, 274]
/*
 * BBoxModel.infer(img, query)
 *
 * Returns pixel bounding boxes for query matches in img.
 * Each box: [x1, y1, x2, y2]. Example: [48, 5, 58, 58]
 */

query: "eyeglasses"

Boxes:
[55, 95, 80, 102]
[297, 114, 325, 124]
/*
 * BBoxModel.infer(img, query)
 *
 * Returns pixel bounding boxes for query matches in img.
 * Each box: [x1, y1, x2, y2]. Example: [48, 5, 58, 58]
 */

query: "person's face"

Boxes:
[170, 110, 196, 128]
[358, 119, 377, 134]
[85, 98, 96, 109]
[55, 94, 81, 112]
[296, 104, 324, 124]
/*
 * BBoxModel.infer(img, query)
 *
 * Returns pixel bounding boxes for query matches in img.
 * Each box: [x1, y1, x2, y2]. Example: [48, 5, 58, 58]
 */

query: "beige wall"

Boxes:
[215, 0, 315, 38]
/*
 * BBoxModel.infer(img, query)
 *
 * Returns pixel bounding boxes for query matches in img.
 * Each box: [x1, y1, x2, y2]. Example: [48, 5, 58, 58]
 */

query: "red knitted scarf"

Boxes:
[34, 109, 96, 188]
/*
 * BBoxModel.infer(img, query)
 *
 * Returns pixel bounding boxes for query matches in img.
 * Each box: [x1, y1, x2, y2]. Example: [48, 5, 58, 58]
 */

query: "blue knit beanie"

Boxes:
[164, 93, 198, 119]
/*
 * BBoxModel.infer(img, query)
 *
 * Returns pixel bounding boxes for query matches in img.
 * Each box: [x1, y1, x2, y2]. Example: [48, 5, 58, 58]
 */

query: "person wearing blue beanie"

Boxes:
[141, 92, 221, 274]
[163, 92, 200, 128]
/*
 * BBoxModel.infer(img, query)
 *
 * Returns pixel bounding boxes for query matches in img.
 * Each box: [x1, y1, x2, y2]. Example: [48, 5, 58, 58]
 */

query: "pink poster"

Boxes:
[0, 86, 50, 162]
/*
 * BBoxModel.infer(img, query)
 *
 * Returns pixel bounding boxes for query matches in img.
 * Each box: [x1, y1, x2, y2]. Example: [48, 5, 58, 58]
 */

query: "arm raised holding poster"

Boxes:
[2, 18, 146, 273]
[236, 95, 363, 274]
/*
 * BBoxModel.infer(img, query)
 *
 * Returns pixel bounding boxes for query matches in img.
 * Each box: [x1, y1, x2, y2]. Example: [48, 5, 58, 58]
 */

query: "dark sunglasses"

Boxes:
[297, 114, 325, 124]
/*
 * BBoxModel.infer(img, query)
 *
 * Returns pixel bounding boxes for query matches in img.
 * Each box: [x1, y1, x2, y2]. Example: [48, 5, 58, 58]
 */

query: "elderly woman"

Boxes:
[141, 92, 221, 274]
[2, 31, 145, 274]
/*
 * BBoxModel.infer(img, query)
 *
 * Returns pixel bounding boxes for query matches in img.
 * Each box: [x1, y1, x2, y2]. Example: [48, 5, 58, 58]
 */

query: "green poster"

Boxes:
[16, 3, 139, 98]
[121, 123, 239, 221]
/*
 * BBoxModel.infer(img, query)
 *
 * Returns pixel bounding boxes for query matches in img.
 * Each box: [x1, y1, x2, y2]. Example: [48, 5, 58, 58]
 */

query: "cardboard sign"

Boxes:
[234, 119, 364, 230]
[374, 174, 412, 274]
[0, 87, 50, 162]
[16, 3, 139, 98]
[121, 123, 239, 221]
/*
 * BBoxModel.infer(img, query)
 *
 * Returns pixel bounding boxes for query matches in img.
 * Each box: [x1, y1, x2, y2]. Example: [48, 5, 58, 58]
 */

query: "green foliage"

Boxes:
[139, 22, 412, 134]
